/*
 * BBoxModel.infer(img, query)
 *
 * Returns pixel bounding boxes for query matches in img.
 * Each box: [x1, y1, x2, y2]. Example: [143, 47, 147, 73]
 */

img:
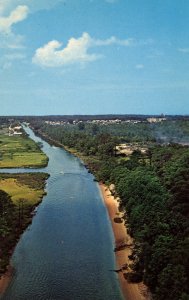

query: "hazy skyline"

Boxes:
[0, 0, 189, 115]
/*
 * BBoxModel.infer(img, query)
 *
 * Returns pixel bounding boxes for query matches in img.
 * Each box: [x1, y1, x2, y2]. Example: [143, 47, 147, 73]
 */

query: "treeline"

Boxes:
[39, 123, 119, 158]
[2, 116, 189, 144]
[103, 120, 189, 144]
[0, 114, 165, 123]
[111, 146, 189, 300]
[31, 119, 189, 144]
[37, 123, 189, 300]
[151, 120, 189, 144]
[110, 146, 189, 300]
[1, 114, 189, 124]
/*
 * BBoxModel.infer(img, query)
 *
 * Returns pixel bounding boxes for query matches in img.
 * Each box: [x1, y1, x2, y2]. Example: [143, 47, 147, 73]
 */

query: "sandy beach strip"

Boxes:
[0, 266, 13, 296]
[99, 183, 151, 300]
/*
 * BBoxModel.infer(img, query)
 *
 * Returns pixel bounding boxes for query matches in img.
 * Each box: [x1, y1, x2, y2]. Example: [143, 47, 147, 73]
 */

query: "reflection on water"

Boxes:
[1, 126, 123, 300]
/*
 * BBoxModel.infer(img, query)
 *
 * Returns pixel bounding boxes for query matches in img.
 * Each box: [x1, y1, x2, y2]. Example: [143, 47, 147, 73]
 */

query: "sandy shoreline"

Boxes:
[99, 183, 151, 300]
[0, 266, 13, 296]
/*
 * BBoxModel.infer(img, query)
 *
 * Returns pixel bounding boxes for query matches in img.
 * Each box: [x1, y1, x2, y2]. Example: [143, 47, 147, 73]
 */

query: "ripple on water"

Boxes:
[2, 126, 123, 300]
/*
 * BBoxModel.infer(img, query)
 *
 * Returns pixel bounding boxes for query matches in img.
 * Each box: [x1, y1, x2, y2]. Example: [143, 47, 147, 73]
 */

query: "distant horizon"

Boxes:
[1, 113, 189, 118]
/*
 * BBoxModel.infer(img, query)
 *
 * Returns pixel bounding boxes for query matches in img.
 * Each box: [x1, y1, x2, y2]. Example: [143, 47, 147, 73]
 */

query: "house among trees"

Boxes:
[8, 125, 22, 136]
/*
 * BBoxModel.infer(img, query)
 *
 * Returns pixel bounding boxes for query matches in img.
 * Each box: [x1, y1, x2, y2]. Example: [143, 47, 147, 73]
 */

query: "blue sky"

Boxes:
[0, 0, 188, 115]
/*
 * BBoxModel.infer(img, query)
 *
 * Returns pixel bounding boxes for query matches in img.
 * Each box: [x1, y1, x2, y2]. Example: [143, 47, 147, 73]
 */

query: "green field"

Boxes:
[0, 126, 49, 275]
[0, 173, 49, 274]
[0, 173, 49, 205]
[0, 174, 48, 205]
[0, 134, 48, 168]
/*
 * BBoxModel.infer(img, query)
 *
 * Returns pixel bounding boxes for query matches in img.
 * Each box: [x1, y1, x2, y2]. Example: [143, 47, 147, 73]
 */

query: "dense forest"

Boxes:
[30, 118, 189, 144]
[35, 120, 189, 300]
[0, 190, 16, 273]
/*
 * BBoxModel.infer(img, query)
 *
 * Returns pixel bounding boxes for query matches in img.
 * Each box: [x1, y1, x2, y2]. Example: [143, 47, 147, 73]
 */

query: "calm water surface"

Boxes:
[1, 127, 123, 300]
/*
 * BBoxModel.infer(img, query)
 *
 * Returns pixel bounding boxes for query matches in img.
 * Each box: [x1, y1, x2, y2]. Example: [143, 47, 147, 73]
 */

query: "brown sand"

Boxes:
[99, 183, 151, 300]
[0, 266, 13, 296]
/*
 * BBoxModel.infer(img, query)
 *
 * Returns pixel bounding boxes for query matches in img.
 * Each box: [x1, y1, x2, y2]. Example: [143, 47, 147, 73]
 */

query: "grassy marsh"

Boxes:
[0, 134, 48, 168]
[0, 173, 49, 275]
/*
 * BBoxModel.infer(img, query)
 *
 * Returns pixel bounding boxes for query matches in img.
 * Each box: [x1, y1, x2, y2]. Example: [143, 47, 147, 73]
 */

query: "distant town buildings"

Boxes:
[8, 125, 22, 136]
[116, 143, 148, 156]
[44, 119, 143, 126]
[147, 117, 166, 123]
[43, 116, 167, 127]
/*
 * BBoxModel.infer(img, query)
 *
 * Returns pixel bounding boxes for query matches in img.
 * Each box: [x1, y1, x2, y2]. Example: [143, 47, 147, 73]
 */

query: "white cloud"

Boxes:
[0, 0, 62, 49]
[0, 0, 64, 15]
[33, 33, 100, 67]
[33, 32, 134, 68]
[0, 4, 29, 49]
[0, 5, 29, 34]
[178, 48, 189, 53]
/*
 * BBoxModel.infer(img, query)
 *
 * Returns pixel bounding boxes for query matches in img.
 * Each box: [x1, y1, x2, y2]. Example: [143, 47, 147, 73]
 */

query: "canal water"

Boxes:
[1, 127, 123, 300]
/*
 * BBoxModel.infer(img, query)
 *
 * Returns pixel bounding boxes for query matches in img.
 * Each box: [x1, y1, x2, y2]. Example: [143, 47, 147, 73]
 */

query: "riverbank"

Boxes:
[33, 129, 92, 167]
[0, 173, 49, 296]
[33, 129, 151, 299]
[0, 266, 13, 296]
[99, 183, 151, 300]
